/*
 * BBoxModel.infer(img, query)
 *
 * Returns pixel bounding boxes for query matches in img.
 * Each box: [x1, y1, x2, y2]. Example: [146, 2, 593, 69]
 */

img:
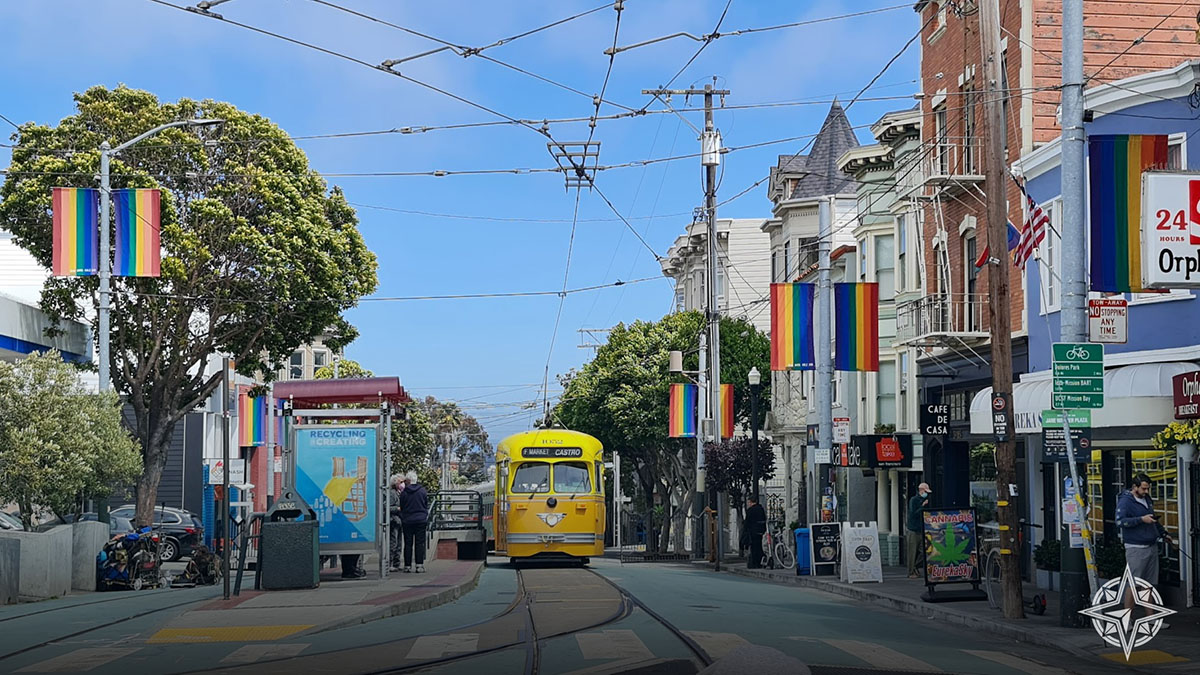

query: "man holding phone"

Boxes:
[1115, 473, 1173, 612]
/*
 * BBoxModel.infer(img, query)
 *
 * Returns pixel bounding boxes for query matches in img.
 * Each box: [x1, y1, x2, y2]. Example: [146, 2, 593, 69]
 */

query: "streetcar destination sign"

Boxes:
[522, 447, 584, 458]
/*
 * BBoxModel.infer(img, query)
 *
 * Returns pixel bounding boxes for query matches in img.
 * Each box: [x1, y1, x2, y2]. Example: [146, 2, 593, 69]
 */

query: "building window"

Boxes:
[935, 242, 952, 331]
[964, 234, 979, 330]
[783, 240, 791, 280]
[897, 215, 908, 293]
[289, 350, 304, 380]
[934, 104, 949, 175]
[675, 286, 685, 312]
[1168, 132, 1186, 170]
[771, 250, 778, 283]
[877, 361, 897, 427]
[1039, 199, 1062, 314]
[898, 352, 910, 431]
[313, 350, 328, 370]
[859, 238, 868, 280]
[962, 86, 977, 173]
[876, 234, 895, 299]
[798, 237, 817, 272]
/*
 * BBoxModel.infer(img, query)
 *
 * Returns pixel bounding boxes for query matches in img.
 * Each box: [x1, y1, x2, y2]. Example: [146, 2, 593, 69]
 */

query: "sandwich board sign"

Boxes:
[840, 521, 883, 583]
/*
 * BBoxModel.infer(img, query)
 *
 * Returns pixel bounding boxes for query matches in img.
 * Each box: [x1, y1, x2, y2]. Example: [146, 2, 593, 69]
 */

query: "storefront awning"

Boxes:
[969, 361, 1199, 434]
[273, 377, 410, 407]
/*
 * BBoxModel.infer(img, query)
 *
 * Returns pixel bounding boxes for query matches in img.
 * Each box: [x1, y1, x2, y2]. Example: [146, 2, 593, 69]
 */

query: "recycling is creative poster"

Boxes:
[294, 426, 378, 549]
[922, 508, 980, 584]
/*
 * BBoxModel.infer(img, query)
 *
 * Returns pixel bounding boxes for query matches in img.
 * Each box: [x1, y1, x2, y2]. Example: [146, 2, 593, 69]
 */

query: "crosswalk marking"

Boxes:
[405, 633, 479, 659]
[576, 630, 653, 661]
[220, 643, 310, 664]
[682, 631, 746, 660]
[17, 648, 139, 672]
[964, 650, 1069, 675]
[821, 639, 940, 672]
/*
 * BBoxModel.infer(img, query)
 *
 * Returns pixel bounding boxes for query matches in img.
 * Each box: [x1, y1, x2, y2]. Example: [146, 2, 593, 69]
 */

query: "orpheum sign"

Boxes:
[1172, 370, 1200, 419]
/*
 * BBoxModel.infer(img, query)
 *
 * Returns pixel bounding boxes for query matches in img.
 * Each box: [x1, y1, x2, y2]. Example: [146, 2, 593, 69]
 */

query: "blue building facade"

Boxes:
[990, 60, 1200, 607]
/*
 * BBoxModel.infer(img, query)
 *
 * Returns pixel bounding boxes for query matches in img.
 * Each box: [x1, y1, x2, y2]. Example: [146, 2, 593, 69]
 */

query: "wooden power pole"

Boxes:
[977, 0, 1024, 619]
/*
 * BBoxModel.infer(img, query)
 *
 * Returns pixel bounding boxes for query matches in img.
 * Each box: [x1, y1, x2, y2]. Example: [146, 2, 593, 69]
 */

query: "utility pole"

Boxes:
[643, 80, 729, 566]
[816, 197, 833, 527]
[978, 0, 1023, 620]
[1058, 0, 1094, 626]
[221, 357, 232, 600]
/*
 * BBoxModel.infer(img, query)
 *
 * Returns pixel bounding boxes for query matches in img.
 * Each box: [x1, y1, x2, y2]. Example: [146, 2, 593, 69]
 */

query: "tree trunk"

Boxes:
[657, 483, 671, 554]
[134, 419, 176, 527]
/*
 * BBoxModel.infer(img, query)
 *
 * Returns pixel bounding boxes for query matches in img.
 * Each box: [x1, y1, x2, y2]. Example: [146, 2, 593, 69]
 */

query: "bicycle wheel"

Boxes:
[775, 541, 796, 569]
[761, 533, 771, 568]
[984, 549, 1002, 610]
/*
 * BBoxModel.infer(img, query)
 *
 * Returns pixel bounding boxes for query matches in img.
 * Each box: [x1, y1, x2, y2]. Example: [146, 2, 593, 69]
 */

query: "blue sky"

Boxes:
[0, 1, 920, 442]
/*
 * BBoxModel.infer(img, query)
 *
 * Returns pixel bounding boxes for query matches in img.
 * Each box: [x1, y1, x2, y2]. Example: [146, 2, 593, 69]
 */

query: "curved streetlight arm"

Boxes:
[110, 118, 223, 155]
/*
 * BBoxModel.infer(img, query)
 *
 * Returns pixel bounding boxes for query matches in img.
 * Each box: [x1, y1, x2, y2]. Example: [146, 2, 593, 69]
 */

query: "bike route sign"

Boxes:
[1052, 343, 1104, 409]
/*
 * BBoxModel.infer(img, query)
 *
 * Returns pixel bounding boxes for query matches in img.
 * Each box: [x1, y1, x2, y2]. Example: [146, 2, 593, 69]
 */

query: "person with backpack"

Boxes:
[398, 471, 430, 573]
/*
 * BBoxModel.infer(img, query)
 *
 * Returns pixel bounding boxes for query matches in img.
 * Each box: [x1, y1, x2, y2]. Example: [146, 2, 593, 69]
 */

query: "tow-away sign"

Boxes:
[1088, 299, 1127, 344]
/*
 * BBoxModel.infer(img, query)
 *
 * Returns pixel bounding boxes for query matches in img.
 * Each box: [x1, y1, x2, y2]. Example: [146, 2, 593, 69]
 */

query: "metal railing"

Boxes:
[430, 490, 484, 531]
[901, 137, 984, 198]
[896, 293, 989, 344]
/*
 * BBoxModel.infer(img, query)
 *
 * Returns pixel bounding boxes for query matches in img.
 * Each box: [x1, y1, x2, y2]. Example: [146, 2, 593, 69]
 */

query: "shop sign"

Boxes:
[841, 521, 883, 583]
[206, 458, 245, 485]
[1139, 172, 1200, 289]
[922, 508, 981, 585]
[848, 434, 913, 468]
[1088, 299, 1127, 344]
[920, 403, 949, 436]
[1172, 370, 1200, 419]
[838, 442, 859, 468]
[810, 522, 841, 576]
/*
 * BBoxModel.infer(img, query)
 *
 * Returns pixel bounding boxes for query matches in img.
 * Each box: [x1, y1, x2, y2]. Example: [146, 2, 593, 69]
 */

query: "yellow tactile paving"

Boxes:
[146, 625, 313, 644]
[1100, 649, 1188, 665]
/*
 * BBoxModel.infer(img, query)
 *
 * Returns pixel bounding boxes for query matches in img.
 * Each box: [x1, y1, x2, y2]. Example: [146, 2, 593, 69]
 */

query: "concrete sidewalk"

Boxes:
[142, 558, 484, 645]
[713, 561, 1198, 671]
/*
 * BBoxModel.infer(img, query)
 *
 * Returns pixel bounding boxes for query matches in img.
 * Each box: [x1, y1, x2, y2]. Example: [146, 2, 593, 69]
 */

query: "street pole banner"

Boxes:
[294, 424, 379, 553]
[922, 508, 981, 585]
[840, 521, 883, 583]
[810, 522, 841, 576]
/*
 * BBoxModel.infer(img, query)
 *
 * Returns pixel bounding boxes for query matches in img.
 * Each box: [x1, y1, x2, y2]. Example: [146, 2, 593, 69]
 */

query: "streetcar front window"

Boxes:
[511, 463, 550, 493]
[554, 462, 592, 493]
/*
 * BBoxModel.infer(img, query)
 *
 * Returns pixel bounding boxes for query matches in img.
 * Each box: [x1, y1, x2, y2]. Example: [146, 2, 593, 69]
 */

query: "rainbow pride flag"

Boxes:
[834, 282, 879, 372]
[51, 187, 99, 276]
[719, 384, 733, 439]
[770, 283, 815, 371]
[113, 188, 161, 277]
[238, 389, 268, 447]
[1088, 134, 1169, 293]
[668, 383, 697, 438]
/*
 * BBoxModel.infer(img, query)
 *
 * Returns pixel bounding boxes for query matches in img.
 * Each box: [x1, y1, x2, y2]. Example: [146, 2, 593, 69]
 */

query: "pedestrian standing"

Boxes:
[745, 496, 767, 569]
[399, 470, 430, 573]
[1115, 473, 1173, 623]
[906, 482, 932, 578]
[388, 473, 408, 572]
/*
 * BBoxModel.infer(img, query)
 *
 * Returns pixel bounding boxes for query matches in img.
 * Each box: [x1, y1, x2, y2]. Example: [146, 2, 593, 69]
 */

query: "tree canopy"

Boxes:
[0, 351, 142, 530]
[418, 396, 493, 485]
[0, 86, 378, 524]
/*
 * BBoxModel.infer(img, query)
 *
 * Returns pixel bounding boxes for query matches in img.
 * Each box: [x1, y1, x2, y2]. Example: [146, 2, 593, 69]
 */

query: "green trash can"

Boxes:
[259, 488, 320, 590]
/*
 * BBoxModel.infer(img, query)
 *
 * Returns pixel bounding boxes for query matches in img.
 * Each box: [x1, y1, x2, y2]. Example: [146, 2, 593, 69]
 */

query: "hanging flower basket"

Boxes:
[1151, 421, 1200, 455]
[1178, 442, 1197, 462]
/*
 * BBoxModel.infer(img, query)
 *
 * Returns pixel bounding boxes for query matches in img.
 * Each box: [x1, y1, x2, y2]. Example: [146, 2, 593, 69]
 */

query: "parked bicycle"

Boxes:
[981, 520, 1046, 615]
[762, 522, 796, 570]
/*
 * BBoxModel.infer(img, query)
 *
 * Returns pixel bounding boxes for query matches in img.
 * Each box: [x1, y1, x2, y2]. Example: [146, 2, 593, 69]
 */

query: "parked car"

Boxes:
[0, 510, 22, 531]
[110, 505, 204, 562]
[34, 512, 136, 537]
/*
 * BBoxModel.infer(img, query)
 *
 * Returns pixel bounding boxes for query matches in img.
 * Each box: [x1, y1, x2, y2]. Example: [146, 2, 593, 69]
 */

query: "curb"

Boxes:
[721, 565, 1098, 659]
[300, 561, 485, 636]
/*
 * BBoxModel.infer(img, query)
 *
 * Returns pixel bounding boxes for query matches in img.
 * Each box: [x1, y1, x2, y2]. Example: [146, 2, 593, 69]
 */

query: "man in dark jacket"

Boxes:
[906, 482, 932, 578]
[745, 496, 767, 569]
[1115, 474, 1172, 587]
[388, 473, 408, 571]
[398, 471, 430, 572]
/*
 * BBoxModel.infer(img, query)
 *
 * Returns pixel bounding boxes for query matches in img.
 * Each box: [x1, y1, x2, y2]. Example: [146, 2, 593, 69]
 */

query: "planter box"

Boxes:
[0, 525, 73, 600]
[1035, 568, 1062, 591]
[72, 521, 109, 592]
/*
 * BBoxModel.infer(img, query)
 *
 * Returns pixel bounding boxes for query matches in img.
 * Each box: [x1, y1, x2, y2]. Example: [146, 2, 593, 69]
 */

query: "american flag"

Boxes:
[1014, 182, 1050, 270]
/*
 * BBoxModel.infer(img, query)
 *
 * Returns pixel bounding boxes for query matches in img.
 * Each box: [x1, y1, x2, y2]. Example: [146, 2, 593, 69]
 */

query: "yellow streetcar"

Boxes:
[494, 429, 605, 563]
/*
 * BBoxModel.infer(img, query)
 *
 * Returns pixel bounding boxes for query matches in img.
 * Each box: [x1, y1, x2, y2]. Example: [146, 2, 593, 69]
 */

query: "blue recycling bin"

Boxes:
[795, 528, 811, 575]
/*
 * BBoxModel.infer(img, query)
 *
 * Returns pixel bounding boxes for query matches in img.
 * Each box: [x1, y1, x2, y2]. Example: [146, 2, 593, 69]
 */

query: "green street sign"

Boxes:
[1052, 392, 1104, 409]
[1042, 410, 1091, 428]
[1052, 361, 1104, 378]
[1053, 377, 1104, 394]
[1052, 343, 1103, 363]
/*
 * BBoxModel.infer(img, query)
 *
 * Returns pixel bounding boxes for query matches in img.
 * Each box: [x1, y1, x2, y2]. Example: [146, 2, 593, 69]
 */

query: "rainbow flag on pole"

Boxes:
[238, 389, 268, 447]
[719, 384, 734, 439]
[1088, 134, 1169, 293]
[668, 383, 697, 438]
[113, 188, 161, 277]
[770, 283, 815, 371]
[834, 282, 879, 372]
[51, 187, 99, 276]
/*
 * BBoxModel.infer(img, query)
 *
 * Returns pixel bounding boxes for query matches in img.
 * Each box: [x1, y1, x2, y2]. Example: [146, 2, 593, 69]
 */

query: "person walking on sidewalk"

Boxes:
[906, 482, 932, 578]
[388, 473, 409, 572]
[399, 471, 430, 573]
[745, 496, 767, 569]
[1116, 473, 1173, 619]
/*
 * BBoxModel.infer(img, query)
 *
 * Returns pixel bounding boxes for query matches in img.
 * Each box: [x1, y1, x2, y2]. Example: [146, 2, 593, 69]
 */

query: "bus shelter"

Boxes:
[273, 377, 410, 579]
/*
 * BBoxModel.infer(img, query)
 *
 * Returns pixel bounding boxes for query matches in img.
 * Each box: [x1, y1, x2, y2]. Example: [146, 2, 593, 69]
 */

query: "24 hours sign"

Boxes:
[1141, 173, 1200, 289]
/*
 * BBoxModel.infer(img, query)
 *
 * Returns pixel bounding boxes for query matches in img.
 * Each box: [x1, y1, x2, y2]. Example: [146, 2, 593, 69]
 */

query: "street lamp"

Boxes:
[748, 366, 761, 502]
[97, 118, 223, 392]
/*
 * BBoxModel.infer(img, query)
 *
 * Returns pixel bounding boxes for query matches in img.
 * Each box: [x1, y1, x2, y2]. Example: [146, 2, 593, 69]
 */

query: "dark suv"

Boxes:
[111, 505, 204, 562]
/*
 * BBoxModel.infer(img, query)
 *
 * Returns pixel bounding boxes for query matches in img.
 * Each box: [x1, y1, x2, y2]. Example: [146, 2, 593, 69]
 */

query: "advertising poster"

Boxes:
[294, 425, 378, 551]
[810, 523, 841, 576]
[923, 508, 980, 585]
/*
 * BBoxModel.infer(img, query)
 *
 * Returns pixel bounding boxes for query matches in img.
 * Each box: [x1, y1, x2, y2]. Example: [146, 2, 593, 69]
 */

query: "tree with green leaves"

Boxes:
[0, 351, 142, 530]
[704, 437, 775, 526]
[418, 396, 493, 486]
[0, 86, 378, 526]
[554, 311, 770, 553]
[314, 359, 372, 381]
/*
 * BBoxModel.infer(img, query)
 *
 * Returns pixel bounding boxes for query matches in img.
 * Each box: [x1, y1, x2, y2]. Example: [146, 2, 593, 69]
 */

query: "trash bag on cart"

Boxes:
[97, 526, 166, 591]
